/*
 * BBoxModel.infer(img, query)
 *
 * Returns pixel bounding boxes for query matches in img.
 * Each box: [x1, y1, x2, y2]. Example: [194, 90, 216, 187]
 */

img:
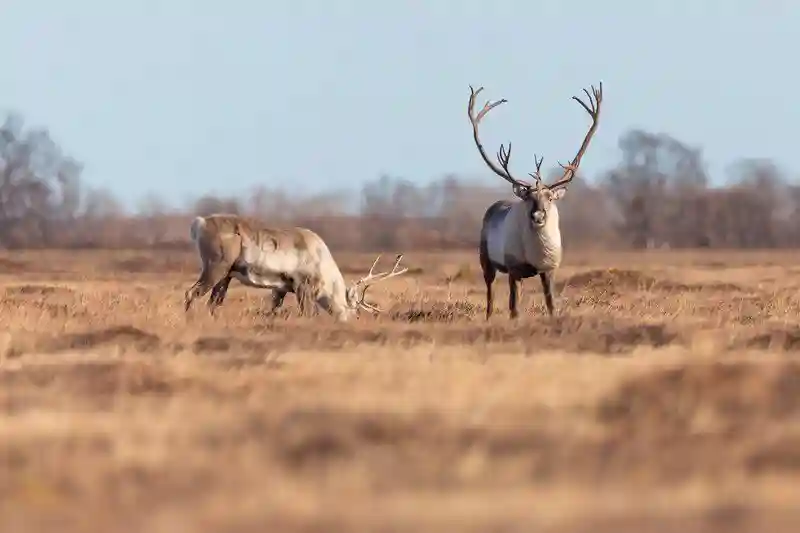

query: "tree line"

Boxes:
[1, 112, 798, 251]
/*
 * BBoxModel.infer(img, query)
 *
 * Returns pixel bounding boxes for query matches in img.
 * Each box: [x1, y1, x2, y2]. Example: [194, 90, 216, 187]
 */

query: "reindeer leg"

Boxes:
[294, 285, 308, 316]
[483, 266, 496, 320]
[268, 289, 288, 314]
[539, 271, 556, 316]
[479, 236, 497, 320]
[296, 275, 322, 317]
[508, 275, 520, 319]
[208, 276, 232, 316]
[185, 274, 209, 313]
[184, 281, 202, 312]
[185, 262, 233, 314]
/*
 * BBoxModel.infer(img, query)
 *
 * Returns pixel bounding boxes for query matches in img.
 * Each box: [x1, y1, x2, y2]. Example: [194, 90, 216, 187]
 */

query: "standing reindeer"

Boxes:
[184, 214, 408, 321]
[469, 82, 603, 319]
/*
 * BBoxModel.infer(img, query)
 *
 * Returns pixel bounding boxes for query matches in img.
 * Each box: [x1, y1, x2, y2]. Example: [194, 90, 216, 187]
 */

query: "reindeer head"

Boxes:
[467, 83, 603, 229]
[345, 254, 408, 316]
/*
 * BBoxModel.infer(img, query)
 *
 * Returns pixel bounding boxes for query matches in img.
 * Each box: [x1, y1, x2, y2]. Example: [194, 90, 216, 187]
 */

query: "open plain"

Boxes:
[2, 248, 800, 532]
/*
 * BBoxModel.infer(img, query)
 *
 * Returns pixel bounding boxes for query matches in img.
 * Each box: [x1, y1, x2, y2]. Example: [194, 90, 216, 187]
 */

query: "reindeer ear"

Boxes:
[551, 188, 567, 201]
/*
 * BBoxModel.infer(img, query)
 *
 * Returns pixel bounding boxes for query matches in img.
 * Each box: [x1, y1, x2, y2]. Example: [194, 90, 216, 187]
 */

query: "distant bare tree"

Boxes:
[602, 129, 709, 248]
[360, 174, 403, 249]
[246, 185, 291, 222]
[83, 187, 124, 219]
[721, 159, 786, 247]
[1, 109, 798, 252]
[0, 113, 84, 248]
[138, 192, 172, 246]
[191, 194, 242, 216]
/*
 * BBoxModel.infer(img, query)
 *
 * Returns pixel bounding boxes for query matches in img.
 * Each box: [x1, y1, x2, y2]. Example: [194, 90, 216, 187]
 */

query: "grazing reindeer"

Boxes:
[184, 214, 408, 321]
[469, 82, 603, 319]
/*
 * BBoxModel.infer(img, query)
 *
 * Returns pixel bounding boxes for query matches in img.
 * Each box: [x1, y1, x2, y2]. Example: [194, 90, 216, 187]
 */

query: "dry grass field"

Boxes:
[2, 248, 800, 533]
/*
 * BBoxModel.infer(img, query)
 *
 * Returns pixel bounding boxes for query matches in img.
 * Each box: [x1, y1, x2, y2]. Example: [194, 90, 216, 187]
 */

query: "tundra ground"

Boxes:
[1, 249, 800, 533]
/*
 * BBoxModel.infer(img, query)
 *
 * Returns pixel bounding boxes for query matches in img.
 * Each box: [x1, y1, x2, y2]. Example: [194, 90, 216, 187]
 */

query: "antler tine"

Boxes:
[372, 254, 408, 283]
[496, 143, 515, 177]
[385, 254, 408, 279]
[528, 154, 545, 184]
[358, 254, 408, 287]
[469, 86, 507, 124]
[356, 254, 408, 314]
[367, 254, 381, 277]
[359, 301, 383, 314]
[547, 81, 603, 191]
[467, 85, 528, 189]
[574, 85, 601, 115]
[354, 254, 383, 286]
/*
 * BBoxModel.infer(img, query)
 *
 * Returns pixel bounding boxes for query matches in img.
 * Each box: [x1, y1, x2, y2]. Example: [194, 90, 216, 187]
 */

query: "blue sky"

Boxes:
[1, 0, 798, 208]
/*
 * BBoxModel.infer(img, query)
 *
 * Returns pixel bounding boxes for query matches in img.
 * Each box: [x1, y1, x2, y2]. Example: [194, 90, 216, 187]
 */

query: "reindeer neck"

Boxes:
[530, 204, 563, 271]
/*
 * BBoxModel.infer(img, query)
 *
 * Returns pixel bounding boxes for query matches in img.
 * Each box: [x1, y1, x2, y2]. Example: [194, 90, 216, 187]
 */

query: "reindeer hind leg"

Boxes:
[479, 240, 497, 320]
[208, 275, 232, 316]
[185, 261, 235, 314]
[508, 275, 520, 319]
[184, 271, 208, 312]
[483, 265, 496, 320]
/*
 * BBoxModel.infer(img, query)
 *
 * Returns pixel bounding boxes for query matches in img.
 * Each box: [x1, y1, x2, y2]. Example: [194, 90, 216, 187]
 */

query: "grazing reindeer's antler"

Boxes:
[353, 254, 408, 313]
[467, 86, 532, 193]
[547, 82, 603, 191]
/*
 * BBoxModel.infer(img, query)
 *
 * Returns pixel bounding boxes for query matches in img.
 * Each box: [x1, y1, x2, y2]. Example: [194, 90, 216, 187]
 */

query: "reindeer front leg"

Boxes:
[539, 271, 556, 316]
[268, 289, 288, 313]
[289, 275, 320, 317]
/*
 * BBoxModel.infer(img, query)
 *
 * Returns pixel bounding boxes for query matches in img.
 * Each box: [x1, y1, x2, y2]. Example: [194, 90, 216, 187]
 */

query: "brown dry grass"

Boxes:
[2, 248, 800, 533]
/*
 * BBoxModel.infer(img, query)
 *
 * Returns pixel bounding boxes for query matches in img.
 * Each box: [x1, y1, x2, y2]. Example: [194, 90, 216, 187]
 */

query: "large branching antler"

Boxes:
[467, 86, 532, 192]
[353, 254, 408, 314]
[547, 82, 603, 191]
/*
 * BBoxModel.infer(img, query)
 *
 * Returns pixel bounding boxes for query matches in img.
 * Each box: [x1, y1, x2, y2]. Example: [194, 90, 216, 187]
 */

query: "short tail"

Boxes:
[190, 216, 206, 244]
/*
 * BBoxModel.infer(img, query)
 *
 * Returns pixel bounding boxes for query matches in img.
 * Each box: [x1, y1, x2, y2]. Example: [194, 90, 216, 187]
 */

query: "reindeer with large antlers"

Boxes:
[469, 82, 603, 319]
[184, 214, 408, 321]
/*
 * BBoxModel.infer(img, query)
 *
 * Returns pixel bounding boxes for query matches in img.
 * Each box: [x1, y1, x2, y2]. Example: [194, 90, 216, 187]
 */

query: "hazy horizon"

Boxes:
[2, 0, 798, 208]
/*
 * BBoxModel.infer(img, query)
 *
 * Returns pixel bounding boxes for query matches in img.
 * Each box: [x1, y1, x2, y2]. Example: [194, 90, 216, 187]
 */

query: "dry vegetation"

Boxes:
[8, 70, 800, 533]
[0, 248, 799, 533]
